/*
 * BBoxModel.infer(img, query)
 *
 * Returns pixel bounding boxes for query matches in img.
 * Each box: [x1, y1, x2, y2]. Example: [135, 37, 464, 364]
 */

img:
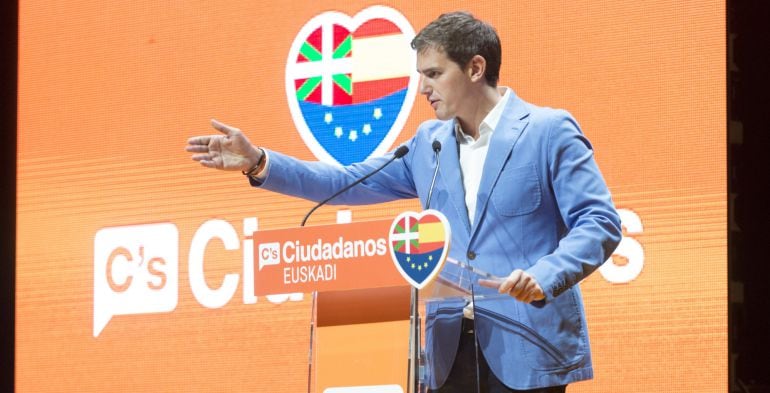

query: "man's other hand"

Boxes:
[478, 269, 545, 303]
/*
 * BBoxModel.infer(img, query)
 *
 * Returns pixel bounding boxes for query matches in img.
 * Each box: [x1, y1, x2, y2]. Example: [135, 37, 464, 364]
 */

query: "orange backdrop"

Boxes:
[17, 0, 725, 392]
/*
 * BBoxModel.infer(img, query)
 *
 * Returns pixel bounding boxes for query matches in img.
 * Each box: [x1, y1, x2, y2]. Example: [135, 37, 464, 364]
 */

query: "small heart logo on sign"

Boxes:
[388, 210, 451, 289]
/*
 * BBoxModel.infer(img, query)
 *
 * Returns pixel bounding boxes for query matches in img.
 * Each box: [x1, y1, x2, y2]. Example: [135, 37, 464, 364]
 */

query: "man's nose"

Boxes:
[419, 77, 431, 95]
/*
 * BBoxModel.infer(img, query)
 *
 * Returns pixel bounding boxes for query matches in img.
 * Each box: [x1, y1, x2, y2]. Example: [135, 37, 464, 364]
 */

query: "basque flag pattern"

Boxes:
[288, 16, 414, 165]
[391, 214, 446, 284]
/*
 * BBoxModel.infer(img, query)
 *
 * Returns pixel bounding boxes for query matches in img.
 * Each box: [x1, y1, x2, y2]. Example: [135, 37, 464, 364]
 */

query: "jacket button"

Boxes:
[467, 251, 476, 260]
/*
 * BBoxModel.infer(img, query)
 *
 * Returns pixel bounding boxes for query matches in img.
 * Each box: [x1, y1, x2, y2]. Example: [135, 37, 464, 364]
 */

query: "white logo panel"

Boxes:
[93, 223, 179, 337]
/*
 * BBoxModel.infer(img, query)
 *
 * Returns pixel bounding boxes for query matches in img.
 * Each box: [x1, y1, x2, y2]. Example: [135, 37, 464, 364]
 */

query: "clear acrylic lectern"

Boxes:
[304, 257, 513, 393]
[408, 257, 513, 393]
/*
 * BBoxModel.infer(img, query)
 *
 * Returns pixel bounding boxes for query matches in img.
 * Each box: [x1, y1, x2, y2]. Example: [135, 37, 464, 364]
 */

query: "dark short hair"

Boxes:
[411, 11, 501, 87]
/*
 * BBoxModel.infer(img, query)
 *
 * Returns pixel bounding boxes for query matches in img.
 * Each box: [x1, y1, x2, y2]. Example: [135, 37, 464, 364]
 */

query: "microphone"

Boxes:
[300, 145, 410, 226]
[425, 140, 442, 210]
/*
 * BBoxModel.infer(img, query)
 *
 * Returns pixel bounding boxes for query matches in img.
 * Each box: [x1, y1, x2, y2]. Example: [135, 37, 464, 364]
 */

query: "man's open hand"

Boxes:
[186, 119, 261, 172]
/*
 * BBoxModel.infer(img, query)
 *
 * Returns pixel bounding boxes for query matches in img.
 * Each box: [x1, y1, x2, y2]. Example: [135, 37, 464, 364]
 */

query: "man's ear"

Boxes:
[467, 55, 487, 83]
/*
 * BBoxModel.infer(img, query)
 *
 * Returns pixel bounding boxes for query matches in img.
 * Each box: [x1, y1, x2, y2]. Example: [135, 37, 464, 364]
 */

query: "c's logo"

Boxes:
[285, 6, 418, 165]
[105, 246, 168, 292]
[93, 223, 178, 337]
[258, 242, 281, 270]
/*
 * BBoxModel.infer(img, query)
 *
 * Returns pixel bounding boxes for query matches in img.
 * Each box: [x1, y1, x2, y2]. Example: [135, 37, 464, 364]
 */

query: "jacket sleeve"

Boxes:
[525, 110, 622, 301]
[249, 141, 419, 205]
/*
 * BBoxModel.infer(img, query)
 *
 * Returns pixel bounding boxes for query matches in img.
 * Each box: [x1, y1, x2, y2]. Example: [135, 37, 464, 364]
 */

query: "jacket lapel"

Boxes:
[470, 93, 530, 239]
[436, 121, 472, 235]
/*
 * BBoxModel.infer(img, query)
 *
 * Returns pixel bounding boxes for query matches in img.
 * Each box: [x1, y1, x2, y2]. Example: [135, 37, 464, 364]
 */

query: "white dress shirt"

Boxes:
[455, 88, 511, 224]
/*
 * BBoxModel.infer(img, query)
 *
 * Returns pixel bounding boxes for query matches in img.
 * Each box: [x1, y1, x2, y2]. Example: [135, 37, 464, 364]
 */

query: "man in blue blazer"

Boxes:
[187, 11, 621, 393]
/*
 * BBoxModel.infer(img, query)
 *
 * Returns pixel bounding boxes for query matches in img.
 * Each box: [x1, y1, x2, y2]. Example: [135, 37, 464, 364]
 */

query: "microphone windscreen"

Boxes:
[394, 145, 409, 158]
[432, 140, 442, 152]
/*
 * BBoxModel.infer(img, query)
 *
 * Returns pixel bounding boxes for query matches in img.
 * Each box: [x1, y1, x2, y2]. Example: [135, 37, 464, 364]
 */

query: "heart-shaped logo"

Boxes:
[285, 6, 419, 166]
[388, 210, 451, 289]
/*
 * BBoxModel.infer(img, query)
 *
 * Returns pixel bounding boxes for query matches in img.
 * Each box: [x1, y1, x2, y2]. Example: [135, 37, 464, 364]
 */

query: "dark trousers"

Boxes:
[428, 318, 566, 393]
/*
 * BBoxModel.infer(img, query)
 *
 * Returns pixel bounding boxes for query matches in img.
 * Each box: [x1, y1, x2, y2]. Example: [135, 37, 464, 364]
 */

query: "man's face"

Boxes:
[416, 47, 472, 121]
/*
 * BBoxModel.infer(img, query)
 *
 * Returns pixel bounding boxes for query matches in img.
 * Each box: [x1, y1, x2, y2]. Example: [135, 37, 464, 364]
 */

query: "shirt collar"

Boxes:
[454, 87, 511, 143]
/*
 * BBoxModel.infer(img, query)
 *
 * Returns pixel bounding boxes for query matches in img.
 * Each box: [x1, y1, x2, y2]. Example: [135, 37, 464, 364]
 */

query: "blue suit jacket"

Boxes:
[255, 91, 621, 389]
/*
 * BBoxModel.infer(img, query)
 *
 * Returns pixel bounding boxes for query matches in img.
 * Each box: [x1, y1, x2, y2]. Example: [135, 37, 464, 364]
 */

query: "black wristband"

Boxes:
[242, 148, 266, 177]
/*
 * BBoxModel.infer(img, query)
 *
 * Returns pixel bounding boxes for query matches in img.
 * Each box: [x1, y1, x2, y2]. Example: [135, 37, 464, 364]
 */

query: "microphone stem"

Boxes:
[425, 151, 441, 210]
[300, 154, 399, 227]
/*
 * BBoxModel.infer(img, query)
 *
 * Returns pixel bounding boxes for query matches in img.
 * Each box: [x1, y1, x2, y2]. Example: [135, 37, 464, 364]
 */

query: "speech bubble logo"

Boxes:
[93, 223, 179, 337]
[258, 242, 281, 271]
